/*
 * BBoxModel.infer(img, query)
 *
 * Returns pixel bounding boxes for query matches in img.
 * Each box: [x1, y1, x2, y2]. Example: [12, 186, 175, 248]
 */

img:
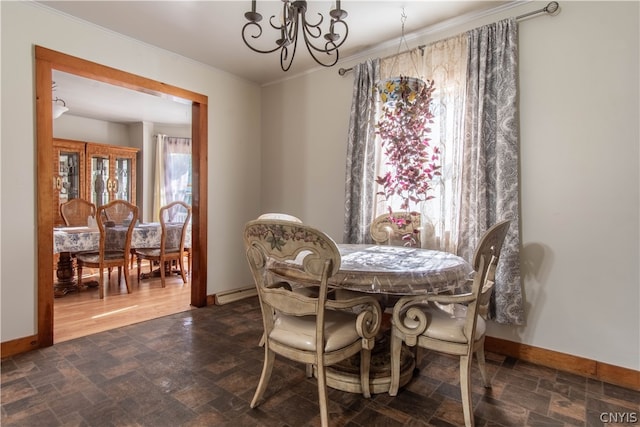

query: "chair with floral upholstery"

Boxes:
[134, 201, 191, 287]
[388, 219, 511, 427]
[76, 200, 138, 299]
[370, 211, 422, 247]
[244, 218, 382, 427]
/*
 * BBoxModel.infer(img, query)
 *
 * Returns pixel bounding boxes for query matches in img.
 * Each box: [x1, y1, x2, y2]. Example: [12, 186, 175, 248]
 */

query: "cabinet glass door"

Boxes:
[54, 139, 85, 227]
[114, 156, 132, 201]
[90, 155, 110, 207]
[58, 151, 81, 204]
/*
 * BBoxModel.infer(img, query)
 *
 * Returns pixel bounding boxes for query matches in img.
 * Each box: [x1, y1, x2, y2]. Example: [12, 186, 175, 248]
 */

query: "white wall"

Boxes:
[1, 1, 638, 372]
[260, 1, 639, 370]
[54, 114, 132, 146]
[0, 1, 261, 342]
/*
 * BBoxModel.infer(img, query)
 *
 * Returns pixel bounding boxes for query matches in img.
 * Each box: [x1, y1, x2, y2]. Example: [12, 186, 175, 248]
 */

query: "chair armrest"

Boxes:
[391, 292, 475, 340]
[265, 281, 292, 291]
[326, 295, 382, 346]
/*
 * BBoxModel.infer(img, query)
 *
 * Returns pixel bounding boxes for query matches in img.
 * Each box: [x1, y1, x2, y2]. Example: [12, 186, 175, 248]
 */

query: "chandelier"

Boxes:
[242, 0, 348, 71]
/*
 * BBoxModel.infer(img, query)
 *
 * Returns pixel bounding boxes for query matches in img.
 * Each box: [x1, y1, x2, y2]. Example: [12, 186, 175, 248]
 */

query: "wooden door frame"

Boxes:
[36, 46, 208, 347]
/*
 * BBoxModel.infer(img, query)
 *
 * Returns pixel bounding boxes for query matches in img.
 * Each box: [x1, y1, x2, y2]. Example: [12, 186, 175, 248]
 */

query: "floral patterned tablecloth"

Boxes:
[53, 223, 191, 253]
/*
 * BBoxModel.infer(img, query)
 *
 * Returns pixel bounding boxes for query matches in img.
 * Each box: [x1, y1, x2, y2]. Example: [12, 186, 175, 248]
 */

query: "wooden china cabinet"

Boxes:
[85, 142, 138, 209]
[52, 138, 139, 226]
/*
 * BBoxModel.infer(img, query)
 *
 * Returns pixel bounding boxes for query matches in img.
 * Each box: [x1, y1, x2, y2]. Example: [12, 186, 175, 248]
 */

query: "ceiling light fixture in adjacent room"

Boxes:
[52, 98, 68, 119]
[242, 0, 348, 71]
[52, 81, 68, 119]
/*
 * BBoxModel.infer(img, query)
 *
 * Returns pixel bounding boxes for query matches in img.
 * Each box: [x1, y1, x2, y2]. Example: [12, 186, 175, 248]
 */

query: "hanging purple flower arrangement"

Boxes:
[375, 76, 441, 212]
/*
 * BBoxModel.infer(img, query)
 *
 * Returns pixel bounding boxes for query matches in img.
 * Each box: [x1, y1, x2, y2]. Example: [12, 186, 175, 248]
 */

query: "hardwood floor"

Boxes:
[53, 262, 193, 343]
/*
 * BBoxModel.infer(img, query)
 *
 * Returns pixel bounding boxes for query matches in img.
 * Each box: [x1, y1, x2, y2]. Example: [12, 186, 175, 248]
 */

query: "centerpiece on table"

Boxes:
[375, 75, 440, 247]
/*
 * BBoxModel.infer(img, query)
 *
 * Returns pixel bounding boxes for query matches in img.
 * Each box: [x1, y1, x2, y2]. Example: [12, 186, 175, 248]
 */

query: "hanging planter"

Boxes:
[375, 76, 440, 246]
[376, 76, 428, 107]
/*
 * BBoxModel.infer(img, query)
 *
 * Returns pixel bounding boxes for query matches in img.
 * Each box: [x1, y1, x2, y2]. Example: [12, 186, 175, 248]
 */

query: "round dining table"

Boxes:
[315, 243, 474, 395]
[332, 243, 472, 295]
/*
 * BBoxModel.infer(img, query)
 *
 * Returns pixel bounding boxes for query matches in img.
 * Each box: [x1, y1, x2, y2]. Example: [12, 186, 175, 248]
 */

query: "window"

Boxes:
[373, 35, 467, 252]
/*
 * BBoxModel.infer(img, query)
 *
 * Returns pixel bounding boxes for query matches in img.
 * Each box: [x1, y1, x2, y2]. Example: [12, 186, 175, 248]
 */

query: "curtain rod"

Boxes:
[338, 45, 425, 76]
[516, 1, 559, 20]
[338, 1, 560, 76]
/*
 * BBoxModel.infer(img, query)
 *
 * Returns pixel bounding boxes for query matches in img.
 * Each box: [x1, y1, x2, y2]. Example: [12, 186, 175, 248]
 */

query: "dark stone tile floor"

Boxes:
[2, 297, 638, 426]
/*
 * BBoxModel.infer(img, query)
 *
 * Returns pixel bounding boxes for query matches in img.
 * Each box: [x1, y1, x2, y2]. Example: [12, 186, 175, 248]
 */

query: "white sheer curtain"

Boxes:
[374, 35, 468, 253]
[153, 134, 192, 221]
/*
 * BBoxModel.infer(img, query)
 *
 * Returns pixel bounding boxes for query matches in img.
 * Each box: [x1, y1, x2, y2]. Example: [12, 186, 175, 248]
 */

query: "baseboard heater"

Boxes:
[215, 286, 257, 305]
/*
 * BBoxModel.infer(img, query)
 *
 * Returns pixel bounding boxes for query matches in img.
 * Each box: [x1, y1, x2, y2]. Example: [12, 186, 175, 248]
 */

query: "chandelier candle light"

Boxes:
[242, 0, 349, 71]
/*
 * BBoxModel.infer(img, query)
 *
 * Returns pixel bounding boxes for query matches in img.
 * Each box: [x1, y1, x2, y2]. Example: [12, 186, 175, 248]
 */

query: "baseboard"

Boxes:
[485, 336, 640, 391]
[4, 304, 636, 393]
[1, 335, 39, 359]
[206, 294, 216, 306]
[214, 286, 257, 305]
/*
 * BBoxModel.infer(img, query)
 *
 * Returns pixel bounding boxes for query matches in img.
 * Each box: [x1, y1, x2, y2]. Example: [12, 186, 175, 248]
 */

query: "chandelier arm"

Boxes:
[242, 22, 285, 54]
[300, 21, 347, 54]
[327, 19, 349, 49]
[269, 14, 285, 31]
[280, 12, 300, 71]
[302, 11, 324, 31]
[280, 29, 298, 71]
[301, 28, 339, 68]
[303, 16, 349, 54]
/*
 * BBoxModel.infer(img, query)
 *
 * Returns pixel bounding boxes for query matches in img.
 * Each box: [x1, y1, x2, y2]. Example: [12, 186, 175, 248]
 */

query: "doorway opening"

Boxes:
[36, 46, 208, 348]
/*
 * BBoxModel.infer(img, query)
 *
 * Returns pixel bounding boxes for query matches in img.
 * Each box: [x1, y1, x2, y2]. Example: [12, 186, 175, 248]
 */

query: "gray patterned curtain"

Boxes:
[458, 18, 524, 325]
[343, 58, 380, 243]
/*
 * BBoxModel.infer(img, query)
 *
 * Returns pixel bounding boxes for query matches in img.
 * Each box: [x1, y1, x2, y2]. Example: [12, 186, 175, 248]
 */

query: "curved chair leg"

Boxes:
[77, 262, 84, 290]
[305, 364, 313, 378]
[123, 264, 131, 293]
[99, 266, 105, 299]
[129, 249, 136, 269]
[178, 253, 187, 283]
[475, 338, 491, 388]
[360, 348, 372, 398]
[316, 362, 330, 427]
[160, 259, 166, 288]
[251, 346, 275, 408]
[389, 333, 402, 396]
[460, 354, 475, 427]
[136, 256, 142, 282]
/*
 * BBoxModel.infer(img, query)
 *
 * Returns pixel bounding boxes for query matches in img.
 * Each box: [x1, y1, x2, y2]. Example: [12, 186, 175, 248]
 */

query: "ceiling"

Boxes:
[40, 1, 515, 125]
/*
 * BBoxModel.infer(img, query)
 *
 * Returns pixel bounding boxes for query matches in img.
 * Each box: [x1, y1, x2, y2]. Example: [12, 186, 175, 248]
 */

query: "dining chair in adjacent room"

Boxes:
[60, 198, 96, 227]
[388, 220, 511, 427]
[244, 218, 382, 427]
[76, 200, 138, 299]
[59, 198, 97, 285]
[134, 201, 191, 287]
[370, 211, 422, 247]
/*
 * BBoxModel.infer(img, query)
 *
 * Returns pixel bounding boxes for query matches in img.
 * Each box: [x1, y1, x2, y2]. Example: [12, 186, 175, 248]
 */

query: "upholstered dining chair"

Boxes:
[134, 201, 191, 288]
[60, 198, 96, 227]
[388, 220, 511, 427]
[76, 200, 138, 299]
[60, 198, 97, 286]
[370, 211, 422, 247]
[244, 218, 382, 427]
